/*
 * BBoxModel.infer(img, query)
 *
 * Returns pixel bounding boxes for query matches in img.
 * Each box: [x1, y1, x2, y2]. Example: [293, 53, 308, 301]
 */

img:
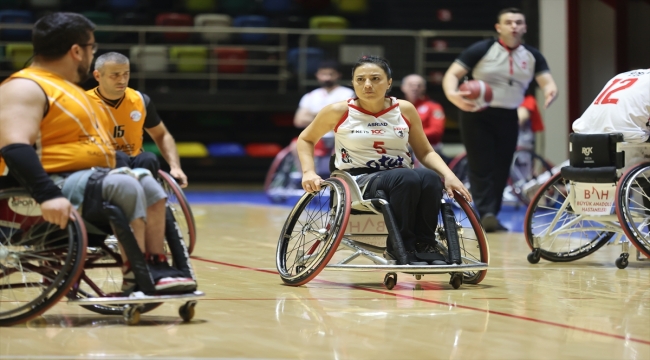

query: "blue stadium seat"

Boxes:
[287, 47, 324, 75]
[0, 10, 32, 41]
[232, 15, 270, 44]
[107, 0, 140, 11]
[262, 0, 292, 14]
[208, 142, 246, 157]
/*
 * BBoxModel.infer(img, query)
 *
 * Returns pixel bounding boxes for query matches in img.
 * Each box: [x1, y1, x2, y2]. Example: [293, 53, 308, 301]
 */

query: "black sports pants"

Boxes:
[363, 168, 443, 252]
[459, 107, 519, 218]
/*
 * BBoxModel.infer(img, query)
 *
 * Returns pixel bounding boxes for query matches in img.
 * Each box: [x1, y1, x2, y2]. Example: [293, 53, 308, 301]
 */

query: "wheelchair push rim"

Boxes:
[276, 178, 351, 286]
[158, 170, 196, 255]
[615, 162, 650, 258]
[0, 189, 87, 326]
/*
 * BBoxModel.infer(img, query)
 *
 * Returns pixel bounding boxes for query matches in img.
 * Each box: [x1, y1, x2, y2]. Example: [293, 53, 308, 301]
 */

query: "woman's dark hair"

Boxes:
[32, 12, 95, 61]
[351, 55, 392, 79]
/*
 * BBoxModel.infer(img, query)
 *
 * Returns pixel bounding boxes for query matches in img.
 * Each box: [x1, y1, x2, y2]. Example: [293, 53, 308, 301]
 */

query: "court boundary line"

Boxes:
[192, 256, 650, 346]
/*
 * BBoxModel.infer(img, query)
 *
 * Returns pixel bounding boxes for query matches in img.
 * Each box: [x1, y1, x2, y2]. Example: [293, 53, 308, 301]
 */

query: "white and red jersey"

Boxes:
[573, 69, 650, 143]
[334, 97, 413, 171]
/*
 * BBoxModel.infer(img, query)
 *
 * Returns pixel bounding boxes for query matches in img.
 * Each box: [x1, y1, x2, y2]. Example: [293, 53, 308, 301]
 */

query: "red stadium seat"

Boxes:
[214, 47, 247, 73]
[155, 13, 193, 42]
[245, 143, 282, 158]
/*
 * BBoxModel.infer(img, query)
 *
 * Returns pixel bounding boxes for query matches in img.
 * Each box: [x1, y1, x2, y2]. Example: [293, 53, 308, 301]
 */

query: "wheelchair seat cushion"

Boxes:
[569, 133, 624, 168]
[561, 165, 618, 183]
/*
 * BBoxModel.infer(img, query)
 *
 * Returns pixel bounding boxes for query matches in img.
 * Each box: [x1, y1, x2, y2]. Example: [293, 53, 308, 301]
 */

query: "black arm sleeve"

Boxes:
[523, 44, 550, 75]
[0, 144, 63, 203]
[142, 93, 162, 129]
[455, 38, 495, 71]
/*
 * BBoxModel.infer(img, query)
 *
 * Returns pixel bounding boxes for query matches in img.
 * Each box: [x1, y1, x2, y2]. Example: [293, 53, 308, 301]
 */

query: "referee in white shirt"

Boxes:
[442, 7, 558, 232]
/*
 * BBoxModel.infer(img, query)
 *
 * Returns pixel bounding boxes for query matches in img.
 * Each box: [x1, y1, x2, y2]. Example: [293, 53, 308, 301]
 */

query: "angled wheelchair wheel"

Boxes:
[509, 149, 554, 205]
[0, 189, 86, 326]
[276, 178, 351, 286]
[264, 145, 302, 204]
[524, 172, 612, 262]
[616, 162, 650, 258]
[70, 239, 162, 316]
[158, 170, 196, 255]
[438, 191, 489, 284]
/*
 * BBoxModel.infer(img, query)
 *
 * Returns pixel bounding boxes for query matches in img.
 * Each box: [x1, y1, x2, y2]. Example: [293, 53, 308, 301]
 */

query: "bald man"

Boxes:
[401, 74, 446, 150]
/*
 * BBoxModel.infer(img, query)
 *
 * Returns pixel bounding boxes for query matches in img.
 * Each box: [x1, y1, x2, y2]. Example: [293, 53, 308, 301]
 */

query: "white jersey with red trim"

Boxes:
[334, 97, 413, 171]
[573, 69, 650, 143]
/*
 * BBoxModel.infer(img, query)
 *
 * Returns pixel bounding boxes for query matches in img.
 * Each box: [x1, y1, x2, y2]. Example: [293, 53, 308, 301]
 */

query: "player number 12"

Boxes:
[593, 78, 638, 105]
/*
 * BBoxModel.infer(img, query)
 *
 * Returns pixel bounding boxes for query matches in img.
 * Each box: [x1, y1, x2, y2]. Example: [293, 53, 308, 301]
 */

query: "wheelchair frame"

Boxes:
[275, 170, 490, 290]
[524, 137, 650, 268]
[0, 171, 203, 326]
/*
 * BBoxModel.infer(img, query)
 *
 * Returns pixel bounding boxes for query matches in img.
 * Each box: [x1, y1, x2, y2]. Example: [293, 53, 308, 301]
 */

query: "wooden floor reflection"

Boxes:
[1, 204, 649, 359]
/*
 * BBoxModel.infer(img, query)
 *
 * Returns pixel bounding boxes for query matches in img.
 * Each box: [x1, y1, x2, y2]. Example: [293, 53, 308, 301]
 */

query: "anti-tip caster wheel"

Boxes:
[179, 301, 197, 322]
[615, 253, 629, 269]
[415, 274, 422, 280]
[527, 249, 541, 264]
[123, 305, 143, 326]
[383, 272, 397, 290]
[449, 273, 463, 289]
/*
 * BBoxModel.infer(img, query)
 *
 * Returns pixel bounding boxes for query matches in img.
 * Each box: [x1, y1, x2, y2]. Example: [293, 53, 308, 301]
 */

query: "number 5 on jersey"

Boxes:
[373, 141, 386, 154]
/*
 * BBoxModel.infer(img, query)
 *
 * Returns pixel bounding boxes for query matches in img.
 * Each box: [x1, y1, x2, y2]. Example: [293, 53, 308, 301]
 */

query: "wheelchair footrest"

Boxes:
[67, 290, 204, 305]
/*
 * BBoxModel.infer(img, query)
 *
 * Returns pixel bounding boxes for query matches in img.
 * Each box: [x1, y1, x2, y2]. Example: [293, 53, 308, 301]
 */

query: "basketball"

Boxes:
[459, 80, 493, 110]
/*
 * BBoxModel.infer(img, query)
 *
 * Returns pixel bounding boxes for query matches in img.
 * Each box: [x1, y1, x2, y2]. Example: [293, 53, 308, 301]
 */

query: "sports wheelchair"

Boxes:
[275, 170, 490, 290]
[525, 133, 650, 268]
[0, 171, 202, 327]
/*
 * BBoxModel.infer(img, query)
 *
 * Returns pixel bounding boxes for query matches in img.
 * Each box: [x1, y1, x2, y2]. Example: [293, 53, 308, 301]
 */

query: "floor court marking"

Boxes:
[192, 256, 650, 346]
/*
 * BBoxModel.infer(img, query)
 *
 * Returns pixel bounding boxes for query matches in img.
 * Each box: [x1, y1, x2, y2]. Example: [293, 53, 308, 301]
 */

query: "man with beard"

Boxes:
[0, 13, 195, 293]
[293, 61, 354, 176]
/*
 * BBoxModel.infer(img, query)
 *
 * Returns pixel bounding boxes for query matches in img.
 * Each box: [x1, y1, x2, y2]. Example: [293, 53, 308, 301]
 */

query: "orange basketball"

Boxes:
[459, 80, 493, 102]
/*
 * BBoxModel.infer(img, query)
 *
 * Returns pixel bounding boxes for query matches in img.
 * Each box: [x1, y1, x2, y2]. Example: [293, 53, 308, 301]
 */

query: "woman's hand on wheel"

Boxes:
[302, 171, 323, 193]
[444, 174, 472, 202]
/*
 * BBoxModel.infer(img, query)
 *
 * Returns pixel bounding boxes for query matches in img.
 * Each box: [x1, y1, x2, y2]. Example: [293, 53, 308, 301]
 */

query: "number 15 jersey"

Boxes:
[334, 97, 413, 171]
[573, 69, 650, 143]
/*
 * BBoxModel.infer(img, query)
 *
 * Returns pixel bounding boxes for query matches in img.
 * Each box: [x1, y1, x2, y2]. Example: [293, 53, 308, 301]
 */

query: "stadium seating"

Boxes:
[194, 14, 232, 43]
[176, 142, 209, 157]
[214, 47, 247, 73]
[219, 0, 256, 16]
[262, 0, 292, 14]
[155, 13, 193, 42]
[0, 10, 32, 41]
[309, 16, 348, 43]
[106, 0, 140, 11]
[170, 46, 208, 72]
[295, 0, 330, 13]
[184, 0, 216, 12]
[287, 47, 324, 75]
[5, 43, 33, 70]
[208, 142, 246, 157]
[81, 11, 113, 42]
[245, 143, 282, 157]
[130, 46, 168, 72]
[232, 15, 270, 44]
[332, 0, 367, 13]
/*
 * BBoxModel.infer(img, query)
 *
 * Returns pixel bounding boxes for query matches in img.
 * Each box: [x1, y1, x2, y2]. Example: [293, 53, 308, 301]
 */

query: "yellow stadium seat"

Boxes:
[309, 16, 349, 43]
[169, 46, 208, 73]
[176, 142, 209, 158]
[5, 43, 33, 70]
[332, 0, 367, 13]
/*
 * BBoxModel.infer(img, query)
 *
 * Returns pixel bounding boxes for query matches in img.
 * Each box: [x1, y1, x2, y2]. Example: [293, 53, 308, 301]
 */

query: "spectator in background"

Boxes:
[293, 60, 354, 176]
[401, 74, 447, 161]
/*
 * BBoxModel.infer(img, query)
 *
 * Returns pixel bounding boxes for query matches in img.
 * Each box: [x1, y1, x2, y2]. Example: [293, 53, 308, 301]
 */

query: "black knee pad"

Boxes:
[164, 206, 196, 280]
[103, 203, 156, 294]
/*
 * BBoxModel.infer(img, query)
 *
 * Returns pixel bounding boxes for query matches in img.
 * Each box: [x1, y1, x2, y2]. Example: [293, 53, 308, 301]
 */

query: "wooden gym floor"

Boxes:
[1, 201, 649, 359]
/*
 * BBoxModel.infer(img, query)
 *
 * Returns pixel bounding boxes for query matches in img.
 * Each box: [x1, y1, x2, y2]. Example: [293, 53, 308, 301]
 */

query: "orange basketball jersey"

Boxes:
[0, 67, 116, 174]
[86, 87, 147, 156]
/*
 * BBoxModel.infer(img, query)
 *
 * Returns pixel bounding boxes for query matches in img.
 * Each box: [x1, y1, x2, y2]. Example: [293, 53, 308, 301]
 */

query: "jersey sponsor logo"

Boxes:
[366, 155, 405, 170]
[370, 129, 385, 135]
[130, 110, 142, 122]
[417, 105, 428, 113]
[367, 122, 388, 127]
[433, 110, 444, 119]
[352, 130, 370, 134]
[341, 148, 352, 163]
[393, 126, 407, 139]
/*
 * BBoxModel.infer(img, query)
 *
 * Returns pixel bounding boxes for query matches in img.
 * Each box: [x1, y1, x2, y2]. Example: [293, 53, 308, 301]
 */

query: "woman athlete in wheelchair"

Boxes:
[276, 56, 489, 289]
